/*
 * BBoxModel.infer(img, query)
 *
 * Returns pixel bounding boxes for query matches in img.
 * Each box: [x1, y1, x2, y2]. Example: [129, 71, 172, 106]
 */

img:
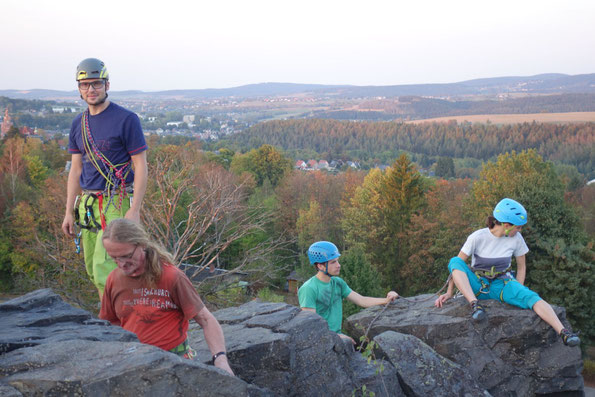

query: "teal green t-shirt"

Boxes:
[297, 276, 352, 333]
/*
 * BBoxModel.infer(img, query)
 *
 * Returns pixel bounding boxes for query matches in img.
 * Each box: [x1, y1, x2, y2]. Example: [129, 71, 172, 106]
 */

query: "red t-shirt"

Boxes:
[99, 263, 204, 351]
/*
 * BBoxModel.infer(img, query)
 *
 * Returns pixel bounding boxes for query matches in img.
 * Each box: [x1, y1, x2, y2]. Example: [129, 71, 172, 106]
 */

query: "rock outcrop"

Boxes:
[188, 300, 403, 396]
[0, 289, 585, 396]
[345, 294, 584, 397]
[0, 288, 136, 354]
[0, 289, 270, 396]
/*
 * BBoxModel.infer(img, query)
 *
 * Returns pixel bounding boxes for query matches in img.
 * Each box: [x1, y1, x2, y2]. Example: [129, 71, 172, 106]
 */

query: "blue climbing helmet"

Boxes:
[493, 198, 527, 226]
[307, 241, 340, 265]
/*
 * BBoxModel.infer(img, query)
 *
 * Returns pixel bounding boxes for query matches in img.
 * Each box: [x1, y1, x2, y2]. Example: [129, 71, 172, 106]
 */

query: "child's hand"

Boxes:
[434, 292, 452, 308]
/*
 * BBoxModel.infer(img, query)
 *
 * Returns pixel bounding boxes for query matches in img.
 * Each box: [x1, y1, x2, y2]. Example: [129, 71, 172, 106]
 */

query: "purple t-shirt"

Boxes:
[69, 103, 147, 190]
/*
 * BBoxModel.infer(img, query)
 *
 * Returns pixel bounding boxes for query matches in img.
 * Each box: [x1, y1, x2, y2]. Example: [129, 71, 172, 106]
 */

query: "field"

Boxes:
[407, 112, 595, 125]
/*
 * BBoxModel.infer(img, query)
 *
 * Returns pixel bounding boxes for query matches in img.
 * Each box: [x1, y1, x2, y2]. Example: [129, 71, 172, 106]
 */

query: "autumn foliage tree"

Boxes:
[276, 170, 357, 252]
[230, 144, 291, 187]
[142, 143, 291, 297]
[0, 135, 27, 207]
[342, 155, 428, 291]
[400, 178, 473, 294]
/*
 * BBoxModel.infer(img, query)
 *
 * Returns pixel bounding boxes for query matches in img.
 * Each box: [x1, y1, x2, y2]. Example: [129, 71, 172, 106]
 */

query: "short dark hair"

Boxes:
[486, 215, 502, 229]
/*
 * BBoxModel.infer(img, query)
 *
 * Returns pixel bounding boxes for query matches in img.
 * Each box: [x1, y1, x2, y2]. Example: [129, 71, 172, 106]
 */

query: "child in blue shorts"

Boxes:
[434, 198, 580, 347]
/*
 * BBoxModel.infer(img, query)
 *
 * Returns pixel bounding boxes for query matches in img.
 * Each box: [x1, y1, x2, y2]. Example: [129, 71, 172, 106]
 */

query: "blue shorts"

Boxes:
[448, 257, 542, 310]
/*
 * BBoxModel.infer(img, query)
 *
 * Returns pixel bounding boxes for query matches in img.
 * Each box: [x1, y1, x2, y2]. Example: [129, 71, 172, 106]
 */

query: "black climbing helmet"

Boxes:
[76, 58, 109, 81]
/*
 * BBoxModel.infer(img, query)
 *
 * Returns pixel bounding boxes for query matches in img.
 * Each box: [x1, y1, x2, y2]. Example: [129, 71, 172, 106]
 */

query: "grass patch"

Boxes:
[257, 287, 285, 303]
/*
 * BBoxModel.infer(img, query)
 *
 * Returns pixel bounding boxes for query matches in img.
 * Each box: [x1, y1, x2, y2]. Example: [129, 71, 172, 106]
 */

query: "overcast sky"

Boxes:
[1, 0, 594, 91]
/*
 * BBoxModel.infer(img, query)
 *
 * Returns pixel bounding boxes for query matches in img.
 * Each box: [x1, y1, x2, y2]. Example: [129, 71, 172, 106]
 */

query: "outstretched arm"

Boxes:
[346, 290, 398, 308]
[193, 307, 234, 376]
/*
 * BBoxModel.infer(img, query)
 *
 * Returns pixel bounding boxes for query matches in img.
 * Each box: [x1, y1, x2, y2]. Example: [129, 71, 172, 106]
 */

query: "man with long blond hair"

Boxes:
[99, 218, 234, 375]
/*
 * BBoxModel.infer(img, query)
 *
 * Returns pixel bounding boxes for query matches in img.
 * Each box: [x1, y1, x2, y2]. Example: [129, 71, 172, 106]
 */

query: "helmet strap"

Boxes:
[317, 262, 331, 277]
[97, 92, 108, 105]
[504, 225, 513, 236]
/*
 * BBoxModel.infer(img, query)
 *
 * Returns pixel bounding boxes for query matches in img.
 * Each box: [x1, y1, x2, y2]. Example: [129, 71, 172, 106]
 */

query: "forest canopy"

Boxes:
[225, 119, 594, 178]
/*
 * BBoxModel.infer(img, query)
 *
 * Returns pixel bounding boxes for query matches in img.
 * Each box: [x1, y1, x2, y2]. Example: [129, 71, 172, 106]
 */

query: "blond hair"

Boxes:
[102, 219, 174, 287]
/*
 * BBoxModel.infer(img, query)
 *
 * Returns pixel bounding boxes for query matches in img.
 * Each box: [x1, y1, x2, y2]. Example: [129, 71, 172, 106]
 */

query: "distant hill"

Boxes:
[1, 73, 594, 100]
[312, 93, 595, 120]
[150, 83, 347, 98]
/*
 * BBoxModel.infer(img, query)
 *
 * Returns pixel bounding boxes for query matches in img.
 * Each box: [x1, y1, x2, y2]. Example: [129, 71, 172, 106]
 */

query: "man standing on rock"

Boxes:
[298, 241, 399, 344]
[99, 218, 234, 375]
[61, 58, 148, 300]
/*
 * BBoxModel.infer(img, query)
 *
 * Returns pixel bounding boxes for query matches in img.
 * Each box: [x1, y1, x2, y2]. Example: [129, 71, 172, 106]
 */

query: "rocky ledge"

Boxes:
[345, 294, 584, 397]
[0, 289, 585, 396]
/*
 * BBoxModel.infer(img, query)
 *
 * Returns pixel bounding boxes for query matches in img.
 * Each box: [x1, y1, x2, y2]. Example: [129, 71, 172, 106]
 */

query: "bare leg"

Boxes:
[451, 269, 477, 303]
[532, 300, 564, 334]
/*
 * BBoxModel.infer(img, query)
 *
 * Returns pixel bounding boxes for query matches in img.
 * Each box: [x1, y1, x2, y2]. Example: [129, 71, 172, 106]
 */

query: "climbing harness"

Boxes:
[81, 110, 132, 212]
[473, 268, 513, 301]
[473, 265, 511, 280]
[73, 193, 101, 232]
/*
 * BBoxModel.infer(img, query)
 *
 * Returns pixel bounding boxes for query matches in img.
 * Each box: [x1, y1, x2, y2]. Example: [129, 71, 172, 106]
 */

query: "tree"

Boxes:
[0, 136, 27, 207]
[377, 154, 427, 287]
[4, 173, 95, 305]
[3, 125, 21, 140]
[339, 244, 384, 320]
[342, 168, 386, 266]
[24, 154, 49, 189]
[142, 144, 291, 299]
[342, 155, 427, 291]
[208, 148, 235, 170]
[231, 144, 291, 187]
[400, 179, 473, 295]
[435, 157, 455, 178]
[296, 200, 326, 252]
[275, 170, 353, 252]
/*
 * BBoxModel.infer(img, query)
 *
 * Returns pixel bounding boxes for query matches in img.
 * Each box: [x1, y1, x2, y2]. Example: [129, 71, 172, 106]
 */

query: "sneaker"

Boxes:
[560, 328, 580, 347]
[471, 300, 487, 322]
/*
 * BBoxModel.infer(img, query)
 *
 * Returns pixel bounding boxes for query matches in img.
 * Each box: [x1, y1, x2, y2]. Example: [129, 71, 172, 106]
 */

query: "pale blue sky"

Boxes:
[1, 0, 594, 91]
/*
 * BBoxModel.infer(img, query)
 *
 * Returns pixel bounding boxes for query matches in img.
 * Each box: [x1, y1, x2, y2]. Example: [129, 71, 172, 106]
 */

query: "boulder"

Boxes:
[347, 343, 406, 397]
[374, 331, 491, 397]
[0, 289, 137, 354]
[344, 294, 584, 397]
[190, 300, 404, 396]
[0, 340, 270, 396]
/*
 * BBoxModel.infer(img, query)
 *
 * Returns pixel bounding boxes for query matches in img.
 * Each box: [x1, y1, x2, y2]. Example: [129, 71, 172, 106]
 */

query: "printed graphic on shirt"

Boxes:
[124, 287, 179, 310]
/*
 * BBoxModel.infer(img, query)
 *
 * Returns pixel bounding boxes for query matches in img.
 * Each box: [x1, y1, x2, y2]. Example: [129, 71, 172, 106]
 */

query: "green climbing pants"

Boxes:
[78, 192, 131, 292]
